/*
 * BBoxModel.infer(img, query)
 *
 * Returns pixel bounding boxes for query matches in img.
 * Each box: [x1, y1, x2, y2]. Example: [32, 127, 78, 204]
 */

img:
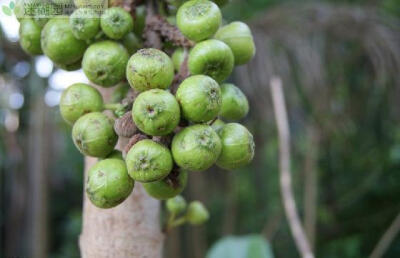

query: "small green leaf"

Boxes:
[9, 1, 15, 9]
[2, 6, 12, 16]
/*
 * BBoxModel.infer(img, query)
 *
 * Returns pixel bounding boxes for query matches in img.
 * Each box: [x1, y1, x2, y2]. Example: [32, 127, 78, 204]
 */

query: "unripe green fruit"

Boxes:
[172, 124, 221, 171]
[172, 48, 185, 72]
[55, 58, 82, 71]
[132, 89, 180, 136]
[19, 19, 43, 55]
[60, 83, 103, 125]
[105, 150, 123, 160]
[126, 139, 173, 182]
[126, 48, 174, 92]
[186, 201, 209, 225]
[72, 112, 118, 158]
[216, 123, 255, 170]
[133, 5, 146, 36]
[101, 7, 133, 40]
[176, 0, 222, 42]
[82, 40, 129, 87]
[211, 118, 225, 133]
[111, 82, 130, 103]
[86, 159, 134, 209]
[143, 170, 188, 200]
[215, 21, 256, 65]
[176, 75, 221, 123]
[121, 32, 142, 55]
[166, 195, 187, 214]
[69, 8, 100, 40]
[41, 19, 87, 65]
[219, 83, 249, 120]
[188, 39, 234, 83]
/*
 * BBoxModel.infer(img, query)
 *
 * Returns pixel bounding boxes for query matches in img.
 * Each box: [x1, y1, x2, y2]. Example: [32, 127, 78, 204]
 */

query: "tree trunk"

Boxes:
[79, 88, 164, 258]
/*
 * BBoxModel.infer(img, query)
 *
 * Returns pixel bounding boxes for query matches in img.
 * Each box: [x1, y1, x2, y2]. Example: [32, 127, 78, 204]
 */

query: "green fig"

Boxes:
[126, 48, 174, 92]
[55, 59, 82, 71]
[188, 39, 234, 83]
[41, 18, 87, 65]
[171, 124, 221, 171]
[19, 19, 43, 55]
[101, 7, 133, 40]
[172, 48, 185, 72]
[215, 21, 256, 65]
[72, 112, 118, 158]
[132, 89, 180, 136]
[176, 75, 221, 123]
[69, 8, 100, 40]
[186, 201, 209, 225]
[211, 118, 225, 133]
[219, 83, 249, 120]
[166, 195, 187, 214]
[216, 123, 255, 170]
[125, 139, 173, 182]
[86, 158, 134, 208]
[60, 83, 104, 125]
[121, 32, 142, 55]
[143, 170, 188, 200]
[176, 0, 222, 42]
[82, 40, 129, 87]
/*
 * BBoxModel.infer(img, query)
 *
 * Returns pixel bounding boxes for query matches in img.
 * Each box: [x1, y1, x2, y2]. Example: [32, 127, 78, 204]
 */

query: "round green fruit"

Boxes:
[69, 8, 100, 40]
[41, 18, 87, 65]
[72, 112, 118, 158]
[111, 82, 130, 103]
[101, 7, 133, 40]
[186, 201, 209, 225]
[60, 83, 103, 125]
[121, 32, 142, 55]
[176, 75, 221, 123]
[105, 149, 123, 160]
[216, 123, 255, 170]
[176, 0, 221, 42]
[126, 48, 174, 92]
[132, 89, 180, 136]
[219, 83, 249, 120]
[86, 159, 134, 209]
[126, 139, 173, 182]
[82, 40, 129, 87]
[166, 195, 187, 214]
[55, 58, 82, 71]
[188, 39, 234, 83]
[171, 124, 221, 171]
[143, 170, 188, 200]
[215, 21, 256, 65]
[172, 48, 185, 72]
[19, 19, 43, 55]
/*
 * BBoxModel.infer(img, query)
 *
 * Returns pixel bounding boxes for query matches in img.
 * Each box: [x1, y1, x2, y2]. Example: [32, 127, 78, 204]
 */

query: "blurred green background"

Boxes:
[1, 0, 400, 257]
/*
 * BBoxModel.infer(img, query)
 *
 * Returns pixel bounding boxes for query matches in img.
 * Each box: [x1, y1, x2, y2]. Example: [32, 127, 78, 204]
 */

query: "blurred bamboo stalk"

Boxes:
[370, 212, 400, 258]
[303, 125, 320, 250]
[270, 77, 314, 258]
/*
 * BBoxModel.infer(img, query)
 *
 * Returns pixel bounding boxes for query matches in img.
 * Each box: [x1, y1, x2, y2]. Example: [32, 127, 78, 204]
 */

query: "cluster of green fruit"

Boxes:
[16, 0, 256, 213]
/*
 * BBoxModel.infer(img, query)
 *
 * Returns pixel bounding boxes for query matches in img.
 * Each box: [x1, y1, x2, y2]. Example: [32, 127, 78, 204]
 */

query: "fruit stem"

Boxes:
[170, 216, 187, 227]
[103, 103, 124, 111]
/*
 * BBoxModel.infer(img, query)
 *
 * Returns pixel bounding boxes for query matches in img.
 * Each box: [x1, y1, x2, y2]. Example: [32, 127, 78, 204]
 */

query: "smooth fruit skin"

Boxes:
[55, 59, 82, 71]
[172, 48, 185, 72]
[69, 8, 100, 40]
[143, 170, 188, 200]
[101, 7, 133, 40]
[72, 112, 118, 158]
[82, 40, 129, 87]
[126, 48, 174, 92]
[219, 83, 249, 120]
[171, 124, 222, 171]
[111, 82, 130, 103]
[176, 75, 221, 123]
[215, 21, 256, 65]
[60, 83, 103, 125]
[166, 195, 187, 214]
[216, 123, 255, 170]
[19, 19, 43, 55]
[121, 32, 142, 55]
[188, 39, 234, 83]
[86, 159, 134, 209]
[211, 118, 225, 133]
[176, 0, 222, 42]
[126, 139, 173, 182]
[105, 150, 123, 160]
[132, 89, 180, 136]
[41, 19, 87, 65]
[186, 201, 209, 225]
